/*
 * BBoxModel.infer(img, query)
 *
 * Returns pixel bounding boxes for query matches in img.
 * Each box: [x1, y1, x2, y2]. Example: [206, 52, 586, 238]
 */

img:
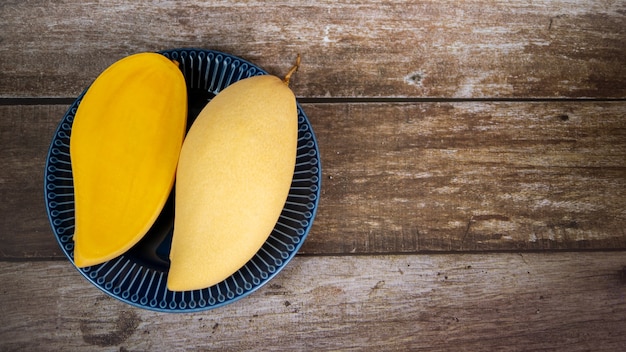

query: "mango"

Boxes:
[70, 52, 187, 268]
[167, 62, 300, 291]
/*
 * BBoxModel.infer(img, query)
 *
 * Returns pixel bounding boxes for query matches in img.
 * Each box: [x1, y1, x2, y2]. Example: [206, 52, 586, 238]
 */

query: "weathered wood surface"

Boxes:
[1, 253, 625, 351]
[1, 0, 625, 99]
[2, 102, 625, 258]
[2, 0, 626, 350]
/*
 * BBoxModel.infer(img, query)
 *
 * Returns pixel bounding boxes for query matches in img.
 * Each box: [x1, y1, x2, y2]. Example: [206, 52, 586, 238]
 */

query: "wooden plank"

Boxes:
[0, 105, 64, 258]
[1, 0, 624, 99]
[2, 102, 626, 258]
[1, 252, 625, 351]
[310, 101, 626, 254]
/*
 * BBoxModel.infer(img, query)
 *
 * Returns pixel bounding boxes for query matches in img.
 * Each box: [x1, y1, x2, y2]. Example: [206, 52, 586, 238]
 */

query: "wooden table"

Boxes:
[1, 1, 625, 350]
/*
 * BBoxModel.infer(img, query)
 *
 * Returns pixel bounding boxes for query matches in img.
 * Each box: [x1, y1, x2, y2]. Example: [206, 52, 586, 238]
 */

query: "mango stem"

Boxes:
[283, 54, 301, 86]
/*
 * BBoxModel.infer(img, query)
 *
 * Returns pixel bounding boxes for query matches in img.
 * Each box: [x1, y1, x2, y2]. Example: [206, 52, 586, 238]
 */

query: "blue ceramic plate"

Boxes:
[44, 48, 321, 312]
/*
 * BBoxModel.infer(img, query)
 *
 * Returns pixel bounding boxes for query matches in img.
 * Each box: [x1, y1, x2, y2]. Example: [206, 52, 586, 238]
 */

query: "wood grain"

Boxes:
[2, 102, 625, 258]
[1, 0, 624, 99]
[311, 101, 626, 254]
[2, 0, 625, 349]
[0, 105, 62, 258]
[1, 253, 625, 351]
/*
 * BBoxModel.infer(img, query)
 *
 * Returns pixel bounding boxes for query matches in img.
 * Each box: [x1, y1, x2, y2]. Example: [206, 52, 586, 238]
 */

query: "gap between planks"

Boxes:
[3, 247, 626, 263]
[1, 97, 626, 106]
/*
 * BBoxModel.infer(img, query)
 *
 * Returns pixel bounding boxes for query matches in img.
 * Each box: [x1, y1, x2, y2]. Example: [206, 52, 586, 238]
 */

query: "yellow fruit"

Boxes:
[70, 53, 187, 268]
[167, 72, 299, 291]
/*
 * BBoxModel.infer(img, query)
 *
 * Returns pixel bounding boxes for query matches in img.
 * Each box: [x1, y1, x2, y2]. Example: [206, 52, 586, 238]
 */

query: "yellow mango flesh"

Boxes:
[70, 53, 187, 268]
[167, 75, 298, 291]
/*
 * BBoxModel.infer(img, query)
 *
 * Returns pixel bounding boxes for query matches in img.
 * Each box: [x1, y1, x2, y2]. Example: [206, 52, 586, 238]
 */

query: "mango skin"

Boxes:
[167, 75, 298, 291]
[70, 53, 187, 268]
